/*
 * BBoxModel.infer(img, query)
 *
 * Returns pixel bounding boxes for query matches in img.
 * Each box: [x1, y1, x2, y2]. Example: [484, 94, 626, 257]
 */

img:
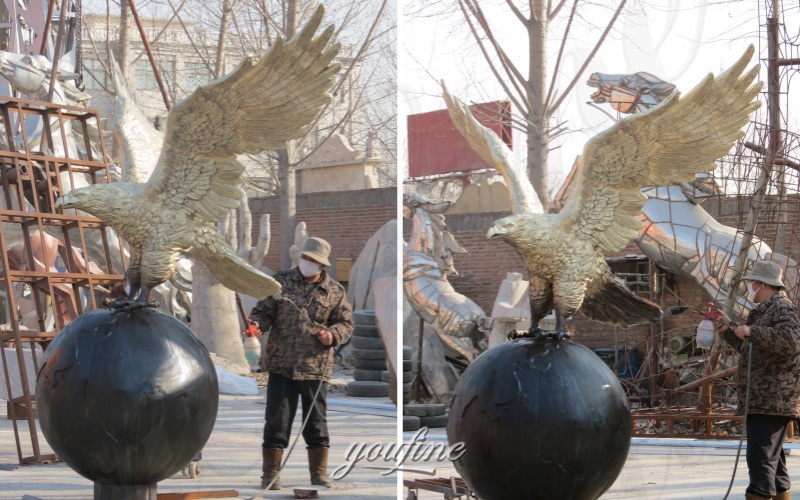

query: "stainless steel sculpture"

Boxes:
[444, 46, 762, 335]
[0, 51, 89, 158]
[55, 6, 340, 308]
[579, 69, 796, 315]
[403, 193, 490, 360]
[587, 71, 676, 114]
[108, 53, 164, 184]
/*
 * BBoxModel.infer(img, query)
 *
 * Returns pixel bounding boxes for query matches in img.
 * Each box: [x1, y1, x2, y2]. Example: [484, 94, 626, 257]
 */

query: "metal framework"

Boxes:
[617, 0, 800, 438]
[0, 96, 124, 464]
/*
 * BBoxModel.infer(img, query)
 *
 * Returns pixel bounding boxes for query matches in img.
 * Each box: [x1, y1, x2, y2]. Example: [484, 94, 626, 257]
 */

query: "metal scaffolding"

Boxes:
[0, 96, 123, 464]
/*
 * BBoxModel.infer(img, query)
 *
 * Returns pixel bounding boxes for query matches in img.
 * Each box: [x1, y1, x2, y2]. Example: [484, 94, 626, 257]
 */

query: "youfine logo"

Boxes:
[331, 427, 466, 479]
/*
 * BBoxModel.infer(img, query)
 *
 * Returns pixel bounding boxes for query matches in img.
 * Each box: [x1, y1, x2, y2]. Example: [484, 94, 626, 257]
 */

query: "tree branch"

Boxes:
[166, 0, 215, 75]
[293, 0, 390, 155]
[549, 0, 568, 20]
[456, 0, 526, 113]
[544, 0, 577, 111]
[460, 0, 530, 112]
[505, 0, 528, 25]
[129, 0, 189, 67]
[548, 0, 627, 114]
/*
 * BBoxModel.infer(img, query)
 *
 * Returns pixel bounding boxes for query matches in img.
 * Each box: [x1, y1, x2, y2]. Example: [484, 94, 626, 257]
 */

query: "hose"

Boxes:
[722, 338, 753, 500]
[248, 295, 334, 499]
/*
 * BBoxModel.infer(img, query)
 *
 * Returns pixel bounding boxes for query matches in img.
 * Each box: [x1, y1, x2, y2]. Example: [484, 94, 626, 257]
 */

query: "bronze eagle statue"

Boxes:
[56, 6, 340, 310]
[443, 46, 762, 336]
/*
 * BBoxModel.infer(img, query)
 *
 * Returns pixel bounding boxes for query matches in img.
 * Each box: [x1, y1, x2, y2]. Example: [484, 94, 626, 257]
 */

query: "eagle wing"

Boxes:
[557, 45, 761, 253]
[143, 5, 340, 224]
[442, 84, 540, 214]
[109, 52, 164, 183]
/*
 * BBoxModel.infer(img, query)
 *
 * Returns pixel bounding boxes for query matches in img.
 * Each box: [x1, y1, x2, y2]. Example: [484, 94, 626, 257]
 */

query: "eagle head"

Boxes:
[487, 214, 548, 245]
[55, 184, 122, 220]
[486, 215, 523, 240]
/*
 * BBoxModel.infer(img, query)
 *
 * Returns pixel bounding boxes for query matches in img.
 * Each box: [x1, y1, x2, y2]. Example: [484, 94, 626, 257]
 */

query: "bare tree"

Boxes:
[409, 0, 628, 208]
[78, 0, 394, 367]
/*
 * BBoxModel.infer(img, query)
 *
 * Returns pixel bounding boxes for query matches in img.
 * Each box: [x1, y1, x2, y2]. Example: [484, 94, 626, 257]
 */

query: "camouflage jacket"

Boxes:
[249, 268, 354, 382]
[722, 292, 800, 418]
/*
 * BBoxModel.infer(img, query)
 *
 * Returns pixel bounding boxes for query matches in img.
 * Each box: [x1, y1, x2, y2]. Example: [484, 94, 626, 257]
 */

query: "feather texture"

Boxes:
[145, 5, 341, 225]
[444, 46, 761, 326]
[559, 45, 762, 253]
[58, 6, 340, 301]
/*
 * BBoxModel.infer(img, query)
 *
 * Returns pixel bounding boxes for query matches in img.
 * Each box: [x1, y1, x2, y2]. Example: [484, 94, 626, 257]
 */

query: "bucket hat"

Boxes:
[300, 237, 331, 267]
[742, 260, 785, 288]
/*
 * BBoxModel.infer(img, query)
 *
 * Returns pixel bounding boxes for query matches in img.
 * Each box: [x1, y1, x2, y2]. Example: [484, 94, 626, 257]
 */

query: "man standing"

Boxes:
[249, 237, 354, 490]
[717, 261, 800, 500]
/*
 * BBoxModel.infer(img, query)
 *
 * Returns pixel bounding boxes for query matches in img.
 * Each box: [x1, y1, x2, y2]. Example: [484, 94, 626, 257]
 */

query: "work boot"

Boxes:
[261, 448, 283, 490]
[773, 491, 791, 500]
[308, 447, 333, 488]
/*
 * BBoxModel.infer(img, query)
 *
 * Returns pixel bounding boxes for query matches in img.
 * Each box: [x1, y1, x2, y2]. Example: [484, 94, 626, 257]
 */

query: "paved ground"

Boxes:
[6, 391, 800, 499]
[403, 428, 799, 500]
[0, 392, 398, 499]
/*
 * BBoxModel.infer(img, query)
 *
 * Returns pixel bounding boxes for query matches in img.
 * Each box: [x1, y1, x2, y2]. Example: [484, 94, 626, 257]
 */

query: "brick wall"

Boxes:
[250, 188, 396, 279]
[414, 195, 800, 353]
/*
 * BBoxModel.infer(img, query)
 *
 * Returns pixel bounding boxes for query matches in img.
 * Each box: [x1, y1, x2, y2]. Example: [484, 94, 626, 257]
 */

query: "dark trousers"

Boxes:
[746, 413, 792, 498]
[263, 372, 329, 450]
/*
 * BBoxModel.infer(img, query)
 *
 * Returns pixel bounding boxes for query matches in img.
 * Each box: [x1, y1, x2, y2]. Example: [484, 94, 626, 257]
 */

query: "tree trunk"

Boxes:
[278, 0, 298, 270]
[527, 1, 550, 208]
[118, 0, 131, 78]
[190, 259, 249, 373]
[215, 0, 232, 79]
[278, 144, 296, 270]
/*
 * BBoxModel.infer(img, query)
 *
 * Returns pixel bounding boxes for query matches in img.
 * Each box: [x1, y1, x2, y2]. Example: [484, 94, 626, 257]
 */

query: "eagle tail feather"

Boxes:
[580, 278, 661, 327]
[190, 236, 281, 300]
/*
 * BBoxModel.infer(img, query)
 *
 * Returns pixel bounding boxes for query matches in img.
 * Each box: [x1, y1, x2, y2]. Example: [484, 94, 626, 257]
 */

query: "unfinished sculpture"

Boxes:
[108, 53, 163, 184]
[55, 6, 340, 308]
[289, 222, 309, 268]
[583, 70, 796, 315]
[8, 231, 104, 329]
[0, 50, 90, 158]
[403, 193, 490, 360]
[0, 51, 189, 321]
[191, 193, 271, 371]
[444, 46, 762, 335]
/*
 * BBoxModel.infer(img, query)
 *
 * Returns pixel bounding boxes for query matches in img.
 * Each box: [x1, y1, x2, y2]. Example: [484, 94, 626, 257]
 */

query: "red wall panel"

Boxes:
[408, 101, 512, 178]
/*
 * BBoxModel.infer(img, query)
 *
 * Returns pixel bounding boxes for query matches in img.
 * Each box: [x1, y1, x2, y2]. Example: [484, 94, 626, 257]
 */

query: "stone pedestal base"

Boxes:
[94, 483, 157, 499]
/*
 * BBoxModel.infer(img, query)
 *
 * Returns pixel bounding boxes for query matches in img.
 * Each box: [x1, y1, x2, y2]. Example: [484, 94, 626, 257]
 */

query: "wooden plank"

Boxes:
[157, 490, 239, 500]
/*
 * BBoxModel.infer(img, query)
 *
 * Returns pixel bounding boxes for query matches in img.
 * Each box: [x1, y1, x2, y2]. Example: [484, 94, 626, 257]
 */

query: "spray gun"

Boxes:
[669, 302, 739, 329]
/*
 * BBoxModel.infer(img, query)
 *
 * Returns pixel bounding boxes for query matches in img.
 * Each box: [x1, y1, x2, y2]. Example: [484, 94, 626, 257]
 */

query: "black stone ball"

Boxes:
[36, 308, 219, 486]
[447, 338, 631, 500]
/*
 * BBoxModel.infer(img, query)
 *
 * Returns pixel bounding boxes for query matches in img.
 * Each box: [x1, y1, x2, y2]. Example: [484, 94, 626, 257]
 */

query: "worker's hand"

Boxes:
[245, 319, 261, 338]
[318, 330, 333, 346]
[733, 325, 751, 341]
[714, 309, 732, 334]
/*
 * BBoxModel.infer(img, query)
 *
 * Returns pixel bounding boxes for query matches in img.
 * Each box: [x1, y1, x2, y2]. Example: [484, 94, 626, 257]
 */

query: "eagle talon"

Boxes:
[542, 329, 571, 342]
[508, 328, 571, 342]
[109, 298, 159, 314]
[507, 327, 542, 340]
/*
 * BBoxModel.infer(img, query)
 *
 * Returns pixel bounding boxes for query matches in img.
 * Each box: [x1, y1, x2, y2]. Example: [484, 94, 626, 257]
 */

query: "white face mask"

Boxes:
[747, 282, 761, 303]
[298, 259, 322, 278]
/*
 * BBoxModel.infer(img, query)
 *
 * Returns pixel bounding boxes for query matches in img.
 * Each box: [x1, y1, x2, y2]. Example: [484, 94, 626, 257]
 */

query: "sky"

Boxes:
[398, 0, 798, 202]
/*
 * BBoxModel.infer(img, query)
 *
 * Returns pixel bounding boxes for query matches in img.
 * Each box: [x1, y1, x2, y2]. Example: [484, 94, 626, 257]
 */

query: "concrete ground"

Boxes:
[403, 428, 799, 500]
[6, 391, 800, 500]
[0, 391, 399, 499]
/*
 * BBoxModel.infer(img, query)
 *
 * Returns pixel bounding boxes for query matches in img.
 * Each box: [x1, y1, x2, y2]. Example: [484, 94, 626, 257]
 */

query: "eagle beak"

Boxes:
[54, 195, 69, 210]
[486, 226, 499, 239]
